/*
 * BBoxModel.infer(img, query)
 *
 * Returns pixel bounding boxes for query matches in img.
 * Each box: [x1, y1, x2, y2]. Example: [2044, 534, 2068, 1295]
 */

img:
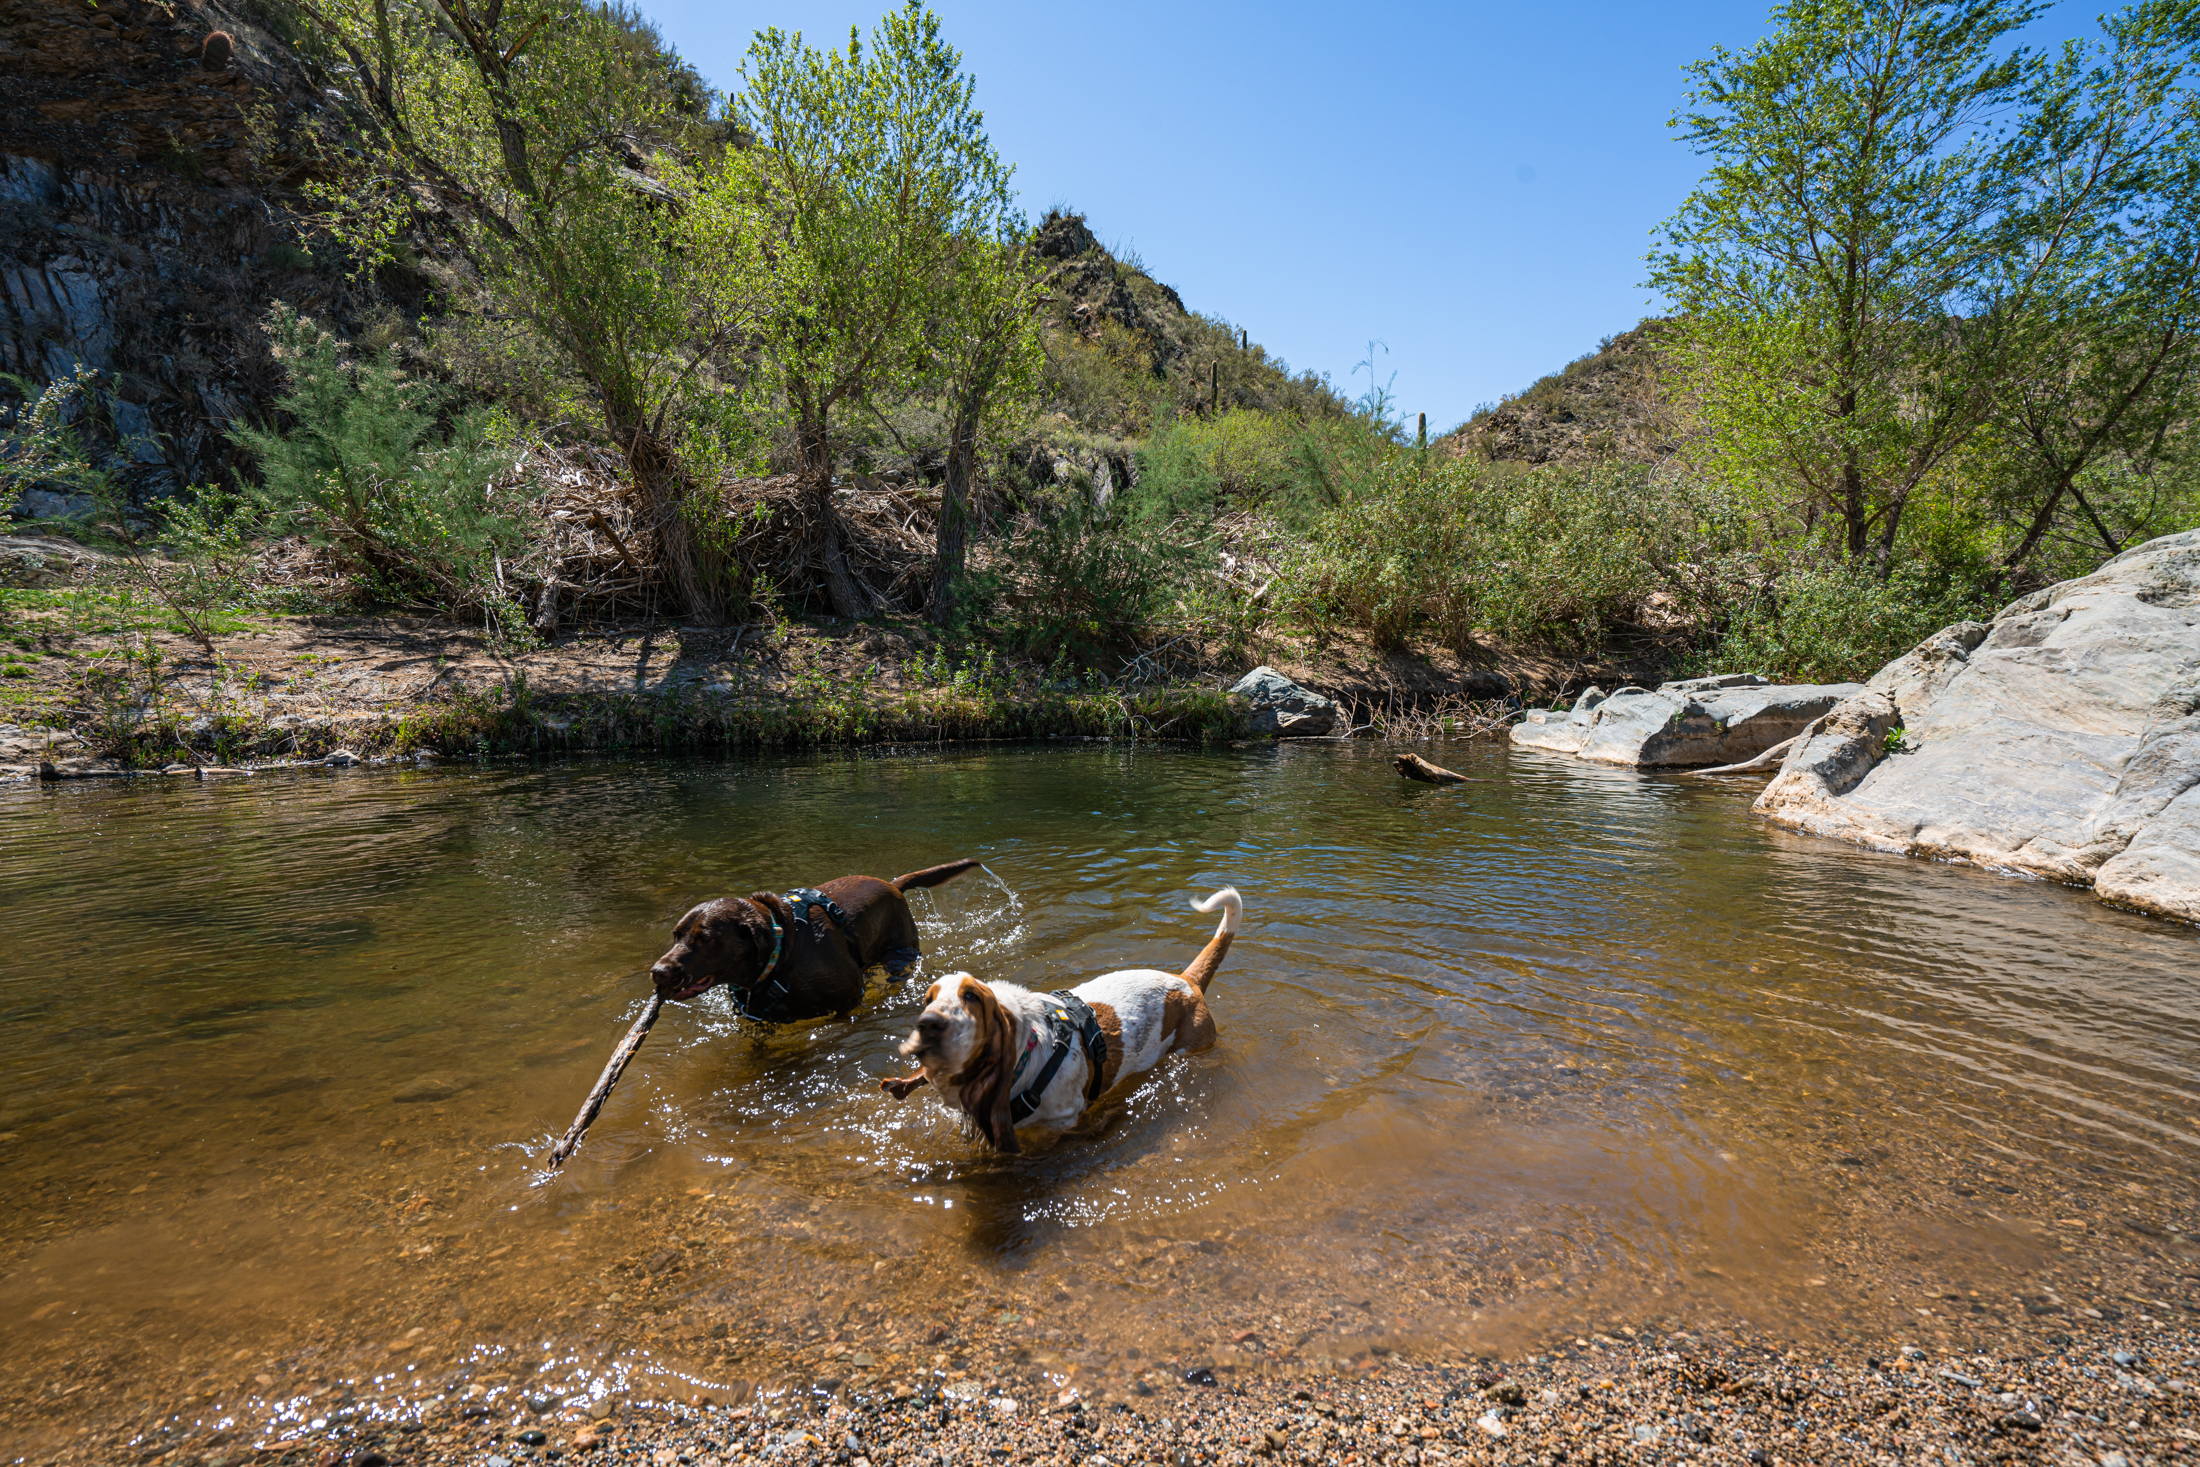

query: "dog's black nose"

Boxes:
[916, 1013, 947, 1037]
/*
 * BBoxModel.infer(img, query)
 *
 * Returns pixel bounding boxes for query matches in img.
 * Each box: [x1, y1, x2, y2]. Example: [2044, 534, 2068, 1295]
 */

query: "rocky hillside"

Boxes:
[1007, 208, 1361, 495]
[1445, 321, 1680, 467]
[1, 0, 1351, 521]
[0, 0, 370, 510]
[1030, 211, 1195, 372]
[1029, 208, 1356, 423]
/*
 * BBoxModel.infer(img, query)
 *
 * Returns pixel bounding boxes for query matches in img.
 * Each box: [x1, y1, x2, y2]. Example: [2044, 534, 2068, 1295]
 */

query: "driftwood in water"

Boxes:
[1394, 752, 1469, 785]
[1683, 735, 1799, 777]
[549, 993, 664, 1168]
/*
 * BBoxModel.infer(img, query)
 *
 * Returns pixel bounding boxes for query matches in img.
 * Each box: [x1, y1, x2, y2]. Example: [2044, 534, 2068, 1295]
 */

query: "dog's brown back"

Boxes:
[652, 859, 980, 1020]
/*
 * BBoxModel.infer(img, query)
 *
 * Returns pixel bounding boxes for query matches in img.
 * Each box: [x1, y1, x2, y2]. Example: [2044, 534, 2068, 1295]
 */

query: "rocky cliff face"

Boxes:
[1032, 209, 1193, 378]
[2, 0, 342, 509]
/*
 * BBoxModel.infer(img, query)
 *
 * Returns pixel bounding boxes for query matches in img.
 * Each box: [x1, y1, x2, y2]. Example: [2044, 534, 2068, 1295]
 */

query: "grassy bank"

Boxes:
[83, 678, 1250, 770]
[0, 590, 1247, 774]
[1, 562, 1558, 780]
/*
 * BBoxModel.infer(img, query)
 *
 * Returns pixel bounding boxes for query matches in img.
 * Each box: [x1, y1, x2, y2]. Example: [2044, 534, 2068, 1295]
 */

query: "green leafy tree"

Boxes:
[1650, 0, 2058, 566]
[1991, 1, 2200, 567]
[923, 232, 1044, 624]
[292, 0, 765, 619]
[731, 1, 1017, 617]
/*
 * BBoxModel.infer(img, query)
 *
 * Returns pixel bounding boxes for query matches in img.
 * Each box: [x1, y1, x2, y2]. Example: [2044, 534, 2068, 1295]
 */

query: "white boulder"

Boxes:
[1754, 529, 2200, 922]
[1512, 673, 1863, 768]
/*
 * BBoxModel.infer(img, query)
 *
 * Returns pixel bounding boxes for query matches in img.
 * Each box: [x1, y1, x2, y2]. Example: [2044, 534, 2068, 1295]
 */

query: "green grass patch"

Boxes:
[72, 675, 1248, 769]
[0, 585, 278, 644]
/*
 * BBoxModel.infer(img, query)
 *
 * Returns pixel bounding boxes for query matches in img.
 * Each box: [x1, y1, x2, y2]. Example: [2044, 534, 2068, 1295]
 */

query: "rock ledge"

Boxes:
[1753, 529, 2200, 922]
[1512, 674, 1862, 768]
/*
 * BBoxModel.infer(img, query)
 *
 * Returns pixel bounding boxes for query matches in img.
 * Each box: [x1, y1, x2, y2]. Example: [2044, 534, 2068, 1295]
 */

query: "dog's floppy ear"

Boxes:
[749, 890, 796, 939]
[951, 978, 1021, 1154]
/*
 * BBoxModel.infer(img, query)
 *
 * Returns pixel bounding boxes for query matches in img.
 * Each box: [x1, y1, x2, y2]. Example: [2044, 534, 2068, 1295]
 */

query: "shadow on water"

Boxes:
[1, 740, 2195, 1449]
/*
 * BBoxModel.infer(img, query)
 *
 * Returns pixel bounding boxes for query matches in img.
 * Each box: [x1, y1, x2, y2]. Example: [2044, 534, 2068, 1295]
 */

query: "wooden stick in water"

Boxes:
[1393, 752, 1470, 785]
[1681, 734, 1800, 777]
[549, 992, 663, 1168]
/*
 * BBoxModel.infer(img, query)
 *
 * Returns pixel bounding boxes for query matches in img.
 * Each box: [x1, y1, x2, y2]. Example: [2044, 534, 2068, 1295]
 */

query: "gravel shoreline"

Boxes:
[440, 1332, 2200, 1467]
[61, 1318, 2192, 1467]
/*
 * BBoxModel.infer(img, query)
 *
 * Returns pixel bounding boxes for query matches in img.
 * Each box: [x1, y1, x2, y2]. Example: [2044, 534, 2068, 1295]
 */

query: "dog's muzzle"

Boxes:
[902, 1012, 948, 1057]
[653, 965, 715, 1002]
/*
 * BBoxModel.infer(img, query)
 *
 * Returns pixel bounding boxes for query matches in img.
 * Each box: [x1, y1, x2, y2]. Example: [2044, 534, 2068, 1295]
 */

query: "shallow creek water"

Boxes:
[2, 742, 2196, 1454]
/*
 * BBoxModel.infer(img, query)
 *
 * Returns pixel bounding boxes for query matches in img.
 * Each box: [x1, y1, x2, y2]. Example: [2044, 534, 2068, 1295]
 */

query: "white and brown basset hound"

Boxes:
[880, 888, 1241, 1152]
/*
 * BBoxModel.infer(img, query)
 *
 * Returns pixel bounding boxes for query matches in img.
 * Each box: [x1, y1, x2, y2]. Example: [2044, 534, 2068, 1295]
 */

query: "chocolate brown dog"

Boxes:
[650, 859, 981, 1023]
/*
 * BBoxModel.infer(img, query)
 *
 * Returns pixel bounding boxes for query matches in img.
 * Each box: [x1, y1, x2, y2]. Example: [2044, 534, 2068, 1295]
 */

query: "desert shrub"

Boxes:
[1042, 320, 1171, 437]
[159, 484, 264, 604]
[234, 306, 525, 613]
[3, 369, 283, 645]
[1133, 411, 1290, 520]
[967, 490, 1200, 665]
[420, 312, 600, 434]
[1272, 459, 1666, 650]
[1132, 410, 1396, 527]
[261, 243, 316, 273]
[1, 367, 106, 519]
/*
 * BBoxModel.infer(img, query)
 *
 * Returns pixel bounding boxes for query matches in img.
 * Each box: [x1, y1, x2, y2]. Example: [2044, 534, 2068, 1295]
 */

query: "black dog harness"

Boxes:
[738, 887, 922, 1023]
[1008, 992, 1110, 1123]
[732, 889, 856, 1021]
[785, 887, 857, 939]
[788, 886, 920, 981]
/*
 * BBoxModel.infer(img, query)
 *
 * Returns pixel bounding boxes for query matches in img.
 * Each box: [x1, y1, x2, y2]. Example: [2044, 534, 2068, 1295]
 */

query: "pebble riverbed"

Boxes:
[42, 1314, 2197, 1467]
[18, 1167, 2197, 1467]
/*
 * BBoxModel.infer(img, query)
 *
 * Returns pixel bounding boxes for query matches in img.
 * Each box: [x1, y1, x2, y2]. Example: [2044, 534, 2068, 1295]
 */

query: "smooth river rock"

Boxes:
[1511, 673, 1863, 768]
[1754, 529, 2200, 922]
[1229, 666, 1339, 738]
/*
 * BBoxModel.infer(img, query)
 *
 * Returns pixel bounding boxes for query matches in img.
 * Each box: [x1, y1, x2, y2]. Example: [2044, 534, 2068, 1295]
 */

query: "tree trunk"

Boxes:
[2004, 469, 2075, 570]
[1874, 483, 1909, 574]
[624, 426, 723, 625]
[1841, 448, 1867, 560]
[821, 520, 874, 620]
[930, 416, 977, 625]
[2069, 480, 2123, 557]
[794, 410, 871, 619]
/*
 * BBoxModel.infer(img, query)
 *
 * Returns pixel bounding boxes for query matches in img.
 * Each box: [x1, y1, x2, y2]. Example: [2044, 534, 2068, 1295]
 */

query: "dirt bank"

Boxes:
[2, 560, 1627, 777]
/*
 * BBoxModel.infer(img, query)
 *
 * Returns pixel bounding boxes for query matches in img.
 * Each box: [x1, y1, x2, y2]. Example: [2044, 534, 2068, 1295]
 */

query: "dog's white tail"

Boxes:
[1181, 887, 1242, 993]
[1192, 886, 1241, 935]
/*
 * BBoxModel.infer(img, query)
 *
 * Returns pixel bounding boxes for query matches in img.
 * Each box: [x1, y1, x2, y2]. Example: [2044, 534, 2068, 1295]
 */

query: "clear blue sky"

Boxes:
[640, 0, 2108, 431]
